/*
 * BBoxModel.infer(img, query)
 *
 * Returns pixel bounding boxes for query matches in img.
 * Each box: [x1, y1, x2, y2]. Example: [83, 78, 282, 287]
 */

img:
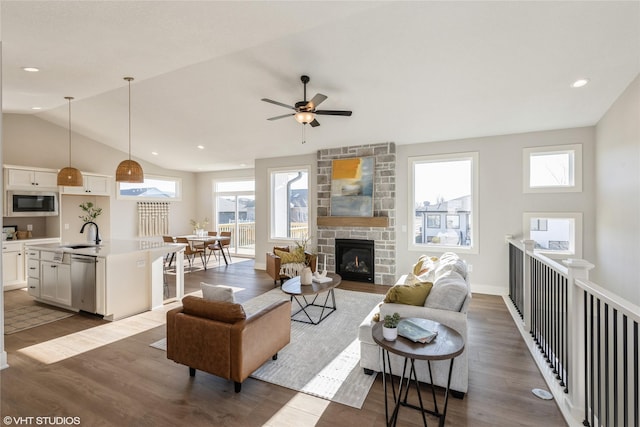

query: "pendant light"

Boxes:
[115, 76, 144, 182]
[57, 96, 84, 186]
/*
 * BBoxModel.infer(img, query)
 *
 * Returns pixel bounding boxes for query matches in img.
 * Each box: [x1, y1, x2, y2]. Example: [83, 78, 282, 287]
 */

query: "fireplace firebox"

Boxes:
[335, 239, 375, 283]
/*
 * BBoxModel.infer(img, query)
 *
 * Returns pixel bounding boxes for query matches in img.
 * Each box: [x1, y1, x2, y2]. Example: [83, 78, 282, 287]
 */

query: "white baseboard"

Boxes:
[254, 261, 266, 270]
[0, 351, 8, 370]
[470, 283, 508, 295]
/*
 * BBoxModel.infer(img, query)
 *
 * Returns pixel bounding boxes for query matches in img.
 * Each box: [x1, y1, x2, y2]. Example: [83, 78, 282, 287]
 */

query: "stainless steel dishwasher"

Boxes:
[71, 254, 97, 313]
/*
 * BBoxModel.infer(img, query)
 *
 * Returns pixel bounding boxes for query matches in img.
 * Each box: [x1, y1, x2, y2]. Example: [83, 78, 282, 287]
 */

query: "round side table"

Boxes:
[372, 319, 464, 427]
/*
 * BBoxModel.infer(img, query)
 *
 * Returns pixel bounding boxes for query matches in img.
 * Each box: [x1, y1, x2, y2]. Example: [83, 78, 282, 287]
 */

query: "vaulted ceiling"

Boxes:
[2, 1, 639, 172]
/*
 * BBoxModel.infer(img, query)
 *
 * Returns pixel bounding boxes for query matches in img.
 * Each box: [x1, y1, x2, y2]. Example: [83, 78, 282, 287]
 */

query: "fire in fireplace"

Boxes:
[335, 239, 375, 283]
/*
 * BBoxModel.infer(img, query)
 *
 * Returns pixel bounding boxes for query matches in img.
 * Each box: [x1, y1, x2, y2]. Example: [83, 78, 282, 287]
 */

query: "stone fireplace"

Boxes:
[335, 239, 375, 283]
[316, 143, 396, 285]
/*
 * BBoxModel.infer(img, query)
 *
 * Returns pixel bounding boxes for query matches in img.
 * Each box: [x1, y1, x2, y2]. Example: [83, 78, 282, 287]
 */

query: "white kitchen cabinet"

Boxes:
[2, 242, 24, 288]
[41, 260, 71, 306]
[5, 167, 59, 190]
[62, 173, 111, 196]
[26, 251, 40, 297]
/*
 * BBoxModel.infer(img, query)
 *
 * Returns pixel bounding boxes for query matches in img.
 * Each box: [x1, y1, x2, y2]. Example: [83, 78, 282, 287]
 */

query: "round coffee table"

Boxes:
[372, 319, 464, 427]
[280, 273, 341, 325]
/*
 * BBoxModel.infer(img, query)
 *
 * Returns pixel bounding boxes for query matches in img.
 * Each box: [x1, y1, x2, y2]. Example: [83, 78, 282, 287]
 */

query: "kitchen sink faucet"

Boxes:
[80, 221, 101, 245]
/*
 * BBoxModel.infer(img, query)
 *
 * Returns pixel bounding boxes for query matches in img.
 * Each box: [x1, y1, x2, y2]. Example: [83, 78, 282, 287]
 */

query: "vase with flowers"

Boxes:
[190, 218, 209, 237]
[79, 202, 102, 243]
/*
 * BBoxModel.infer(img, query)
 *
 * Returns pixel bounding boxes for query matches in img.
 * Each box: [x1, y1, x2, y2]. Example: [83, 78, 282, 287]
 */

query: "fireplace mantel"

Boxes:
[317, 216, 389, 228]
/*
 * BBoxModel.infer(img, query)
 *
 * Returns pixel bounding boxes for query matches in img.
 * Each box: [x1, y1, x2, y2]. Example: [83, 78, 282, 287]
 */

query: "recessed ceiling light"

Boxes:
[197, 145, 205, 150]
[240, 163, 247, 167]
[31, 106, 42, 110]
[22, 67, 40, 72]
[151, 151, 159, 156]
[571, 78, 590, 88]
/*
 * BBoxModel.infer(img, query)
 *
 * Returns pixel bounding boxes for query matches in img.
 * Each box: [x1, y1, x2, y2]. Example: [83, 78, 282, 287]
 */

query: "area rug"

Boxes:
[4, 305, 75, 334]
[150, 287, 384, 408]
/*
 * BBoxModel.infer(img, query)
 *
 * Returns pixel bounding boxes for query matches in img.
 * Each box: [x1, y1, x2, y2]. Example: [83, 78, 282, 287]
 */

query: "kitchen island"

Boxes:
[25, 239, 186, 321]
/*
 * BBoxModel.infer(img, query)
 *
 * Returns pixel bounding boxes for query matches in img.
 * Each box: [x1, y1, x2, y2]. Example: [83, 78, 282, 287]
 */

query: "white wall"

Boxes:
[395, 127, 596, 295]
[2, 114, 197, 239]
[594, 73, 640, 306]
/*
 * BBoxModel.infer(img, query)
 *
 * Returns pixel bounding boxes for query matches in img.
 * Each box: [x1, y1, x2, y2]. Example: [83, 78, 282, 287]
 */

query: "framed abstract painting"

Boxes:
[330, 157, 374, 217]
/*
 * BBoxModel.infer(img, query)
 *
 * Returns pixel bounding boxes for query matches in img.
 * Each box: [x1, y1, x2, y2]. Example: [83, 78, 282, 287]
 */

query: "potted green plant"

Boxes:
[382, 312, 400, 341]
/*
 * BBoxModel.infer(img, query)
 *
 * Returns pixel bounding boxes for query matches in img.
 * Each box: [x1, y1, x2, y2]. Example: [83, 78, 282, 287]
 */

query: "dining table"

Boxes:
[178, 234, 231, 268]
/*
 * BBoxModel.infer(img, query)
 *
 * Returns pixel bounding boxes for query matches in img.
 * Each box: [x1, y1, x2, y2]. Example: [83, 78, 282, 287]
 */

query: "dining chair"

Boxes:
[162, 235, 176, 268]
[219, 231, 232, 261]
[208, 231, 232, 265]
[175, 237, 205, 271]
[205, 231, 219, 264]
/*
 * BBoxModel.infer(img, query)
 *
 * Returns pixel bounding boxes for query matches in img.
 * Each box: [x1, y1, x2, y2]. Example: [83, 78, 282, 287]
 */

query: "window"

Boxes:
[269, 167, 310, 241]
[523, 144, 582, 193]
[117, 175, 181, 200]
[523, 212, 583, 259]
[410, 152, 479, 253]
[214, 179, 255, 257]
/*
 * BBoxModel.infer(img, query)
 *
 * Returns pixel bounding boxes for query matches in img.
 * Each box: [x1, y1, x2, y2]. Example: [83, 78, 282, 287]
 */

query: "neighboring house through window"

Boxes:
[409, 152, 479, 254]
[269, 166, 310, 241]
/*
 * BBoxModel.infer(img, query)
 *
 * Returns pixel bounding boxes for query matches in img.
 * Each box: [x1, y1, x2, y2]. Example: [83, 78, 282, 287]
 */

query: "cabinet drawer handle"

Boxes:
[29, 286, 36, 289]
[29, 267, 36, 270]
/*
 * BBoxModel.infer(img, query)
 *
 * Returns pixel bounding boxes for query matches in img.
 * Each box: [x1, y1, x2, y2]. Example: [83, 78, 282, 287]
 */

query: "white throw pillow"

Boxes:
[434, 252, 467, 281]
[424, 270, 468, 311]
[201, 282, 235, 303]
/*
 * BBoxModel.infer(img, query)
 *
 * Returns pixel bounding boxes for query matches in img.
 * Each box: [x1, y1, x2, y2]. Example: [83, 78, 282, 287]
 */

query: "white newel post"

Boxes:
[521, 240, 535, 332]
[562, 258, 594, 421]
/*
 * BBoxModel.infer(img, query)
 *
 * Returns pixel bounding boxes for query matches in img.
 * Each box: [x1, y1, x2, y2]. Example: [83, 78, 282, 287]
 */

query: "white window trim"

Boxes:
[408, 152, 479, 255]
[116, 174, 182, 201]
[268, 165, 311, 244]
[212, 178, 255, 229]
[523, 212, 583, 259]
[523, 144, 582, 193]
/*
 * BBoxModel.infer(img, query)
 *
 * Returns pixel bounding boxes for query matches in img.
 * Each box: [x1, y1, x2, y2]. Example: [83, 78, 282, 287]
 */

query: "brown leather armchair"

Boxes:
[266, 246, 317, 286]
[166, 295, 291, 392]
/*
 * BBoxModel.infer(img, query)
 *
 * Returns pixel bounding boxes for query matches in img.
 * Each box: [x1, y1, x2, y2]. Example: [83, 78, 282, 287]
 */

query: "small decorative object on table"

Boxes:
[300, 266, 313, 285]
[190, 218, 209, 236]
[382, 312, 400, 341]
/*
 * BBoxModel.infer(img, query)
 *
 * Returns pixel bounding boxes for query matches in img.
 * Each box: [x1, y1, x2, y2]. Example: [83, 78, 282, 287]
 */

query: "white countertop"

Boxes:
[25, 239, 186, 258]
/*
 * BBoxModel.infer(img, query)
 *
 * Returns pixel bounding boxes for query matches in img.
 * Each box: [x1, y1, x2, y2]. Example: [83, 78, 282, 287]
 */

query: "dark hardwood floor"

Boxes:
[2, 258, 567, 426]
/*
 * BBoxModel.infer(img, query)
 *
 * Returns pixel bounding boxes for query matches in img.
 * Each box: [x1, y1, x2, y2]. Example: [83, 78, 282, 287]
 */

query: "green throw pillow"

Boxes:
[383, 282, 433, 306]
[274, 247, 305, 264]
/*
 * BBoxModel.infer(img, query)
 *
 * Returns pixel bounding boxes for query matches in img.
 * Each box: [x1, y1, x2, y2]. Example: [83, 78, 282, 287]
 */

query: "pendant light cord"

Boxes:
[65, 96, 74, 166]
[124, 77, 134, 161]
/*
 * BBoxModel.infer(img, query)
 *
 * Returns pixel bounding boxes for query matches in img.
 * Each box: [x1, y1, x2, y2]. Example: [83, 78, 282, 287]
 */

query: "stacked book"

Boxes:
[398, 318, 438, 344]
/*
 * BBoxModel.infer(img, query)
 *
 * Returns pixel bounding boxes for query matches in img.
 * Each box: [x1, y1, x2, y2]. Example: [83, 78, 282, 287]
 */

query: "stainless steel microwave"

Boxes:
[6, 191, 59, 217]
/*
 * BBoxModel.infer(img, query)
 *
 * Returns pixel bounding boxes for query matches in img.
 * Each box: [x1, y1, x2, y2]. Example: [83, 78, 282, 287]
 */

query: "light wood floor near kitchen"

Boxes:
[2, 259, 567, 427]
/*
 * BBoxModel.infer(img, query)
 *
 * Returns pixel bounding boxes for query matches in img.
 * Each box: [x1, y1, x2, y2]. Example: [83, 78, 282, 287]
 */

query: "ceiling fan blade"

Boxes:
[261, 98, 295, 110]
[306, 93, 327, 110]
[315, 110, 352, 116]
[267, 113, 295, 121]
[310, 119, 320, 127]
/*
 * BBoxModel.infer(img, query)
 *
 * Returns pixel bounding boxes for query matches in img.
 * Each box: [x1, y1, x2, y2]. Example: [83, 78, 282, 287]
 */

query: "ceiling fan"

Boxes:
[261, 75, 352, 127]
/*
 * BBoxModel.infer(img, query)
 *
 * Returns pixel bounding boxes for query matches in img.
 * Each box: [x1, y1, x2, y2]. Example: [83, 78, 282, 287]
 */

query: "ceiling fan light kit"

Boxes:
[57, 96, 84, 187]
[262, 75, 352, 131]
[116, 76, 144, 183]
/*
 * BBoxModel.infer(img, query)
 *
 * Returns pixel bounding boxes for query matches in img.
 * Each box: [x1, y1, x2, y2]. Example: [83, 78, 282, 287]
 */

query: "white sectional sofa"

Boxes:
[358, 252, 471, 397]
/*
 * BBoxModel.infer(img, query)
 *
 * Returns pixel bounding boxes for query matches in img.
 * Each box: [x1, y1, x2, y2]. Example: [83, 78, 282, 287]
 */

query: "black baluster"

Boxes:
[613, 309, 618, 427]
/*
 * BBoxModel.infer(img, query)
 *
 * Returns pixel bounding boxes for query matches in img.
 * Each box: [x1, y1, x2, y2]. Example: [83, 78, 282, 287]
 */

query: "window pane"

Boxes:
[271, 169, 309, 240]
[529, 217, 573, 252]
[530, 151, 574, 187]
[412, 157, 473, 248]
[118, 176, 180, 199]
